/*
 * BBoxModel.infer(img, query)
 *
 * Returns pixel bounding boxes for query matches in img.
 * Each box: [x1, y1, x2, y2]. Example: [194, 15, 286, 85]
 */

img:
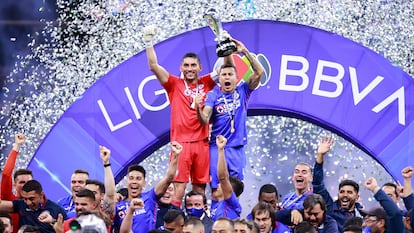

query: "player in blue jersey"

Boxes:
[57, 169, 89, 218]
[210, 135, 243, 221]
[113, 141, 182, 233]
[195, 38, 263, 199]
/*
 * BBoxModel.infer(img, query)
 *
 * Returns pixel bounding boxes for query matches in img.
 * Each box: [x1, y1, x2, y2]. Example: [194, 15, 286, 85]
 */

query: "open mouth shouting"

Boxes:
[129, 185, 141, 197]
[340, 198, 350, 208]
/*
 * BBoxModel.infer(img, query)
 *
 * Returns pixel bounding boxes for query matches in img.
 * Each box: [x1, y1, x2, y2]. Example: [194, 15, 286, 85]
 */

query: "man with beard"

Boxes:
[57, 169, 89, 218]
[143, 25, 234, 208]
[311, 136, 365, 232]
[276, 194, 338, 233]
[280, 162, 313, 210]
[62, 188, 111, 232]
[115, 141, 182, 233]
[195, 39, 263, 200]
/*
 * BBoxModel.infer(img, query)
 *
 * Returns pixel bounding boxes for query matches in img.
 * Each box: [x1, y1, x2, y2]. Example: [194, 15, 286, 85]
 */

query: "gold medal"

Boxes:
[230, 119, 235, 133]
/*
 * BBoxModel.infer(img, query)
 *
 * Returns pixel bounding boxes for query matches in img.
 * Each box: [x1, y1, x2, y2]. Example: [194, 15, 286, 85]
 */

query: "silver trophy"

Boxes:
[203, 8, 237, 57]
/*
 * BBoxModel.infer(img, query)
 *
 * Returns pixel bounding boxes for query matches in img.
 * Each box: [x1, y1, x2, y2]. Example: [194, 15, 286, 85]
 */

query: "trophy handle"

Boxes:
[203, 8, 237, 57]
[203, 9, 223, 40]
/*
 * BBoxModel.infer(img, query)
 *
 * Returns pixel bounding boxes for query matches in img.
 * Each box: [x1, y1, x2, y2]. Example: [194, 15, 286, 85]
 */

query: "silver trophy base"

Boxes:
[216, 38, 237, 57]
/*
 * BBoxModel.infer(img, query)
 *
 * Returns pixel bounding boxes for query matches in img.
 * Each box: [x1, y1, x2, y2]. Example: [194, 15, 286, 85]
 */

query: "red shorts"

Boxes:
[173, 140, 210, 184]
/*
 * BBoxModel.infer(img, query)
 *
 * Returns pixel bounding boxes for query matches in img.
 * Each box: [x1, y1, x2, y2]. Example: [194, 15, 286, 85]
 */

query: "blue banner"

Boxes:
[28, 20, 414, 201]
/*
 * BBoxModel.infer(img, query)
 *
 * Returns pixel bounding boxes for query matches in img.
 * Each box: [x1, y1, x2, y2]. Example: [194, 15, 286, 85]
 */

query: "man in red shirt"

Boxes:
[1, 133, 33, 233]
[143, 25, 234, 207]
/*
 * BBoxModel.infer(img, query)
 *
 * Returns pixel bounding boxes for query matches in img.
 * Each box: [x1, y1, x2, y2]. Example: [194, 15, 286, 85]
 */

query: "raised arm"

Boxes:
[142, 25, 169, 84]
[100, 145, 116, 217]
[401, 166, 414, 210]
[365, 177, 404, 232]
[312, 135, 334, 211]
[1, 133, 26, 199]
[316, 135, 333, 164]
[154, 141, 182, 196]
[232, 38, 263, 90]
[216, 135, 233, 200]
[402, 166, 413, 197]
[120, 198, 144, 233]
[313, 135, 333, 185]
[365, 177, 381, 194]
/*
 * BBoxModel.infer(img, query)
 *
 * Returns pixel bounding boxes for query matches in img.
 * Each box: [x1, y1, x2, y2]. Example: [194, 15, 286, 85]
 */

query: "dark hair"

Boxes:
[251, 202, 276, 229]
[339, 179, 359, 193]
[117, 187, 128, 199]
[259, 184, 278, 198]
[182, 52, 200, 64]
[73, 169, 89, 176]
[342, 225, 362, 233]
[75, 189, 96, 201]
[365, 207, 387, 221]
[303, 194, 327, 213]
[86, 179, 105, 194]
[163, 209, 184, 224]
[382, 182, 399, 198]
[127, 164, 146, 178]
[293, 221, 316, 233]
[184, 190, 207, 206]
[22, 180, 42, 194]
[0, 212, 12, 226]
[219, 63, 237, 72]
[13, 169, 33, 181]
[230, 176, 244, 197]
[343, 216, 363, 229]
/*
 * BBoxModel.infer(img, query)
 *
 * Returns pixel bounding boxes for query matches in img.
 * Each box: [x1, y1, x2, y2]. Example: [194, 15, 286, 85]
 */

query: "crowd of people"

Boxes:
[0, 25, 413, 233]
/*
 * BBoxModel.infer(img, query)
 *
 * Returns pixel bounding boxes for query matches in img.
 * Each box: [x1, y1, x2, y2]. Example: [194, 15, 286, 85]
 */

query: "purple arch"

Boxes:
[28, 20, 414, 201]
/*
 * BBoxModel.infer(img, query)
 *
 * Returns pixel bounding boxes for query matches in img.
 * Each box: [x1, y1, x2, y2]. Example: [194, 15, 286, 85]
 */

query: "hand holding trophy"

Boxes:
[203, 8, 237, 57]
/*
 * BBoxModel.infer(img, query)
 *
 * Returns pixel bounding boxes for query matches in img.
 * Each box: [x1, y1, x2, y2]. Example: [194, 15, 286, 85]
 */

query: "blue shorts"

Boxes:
[209, 144, 246, 188]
